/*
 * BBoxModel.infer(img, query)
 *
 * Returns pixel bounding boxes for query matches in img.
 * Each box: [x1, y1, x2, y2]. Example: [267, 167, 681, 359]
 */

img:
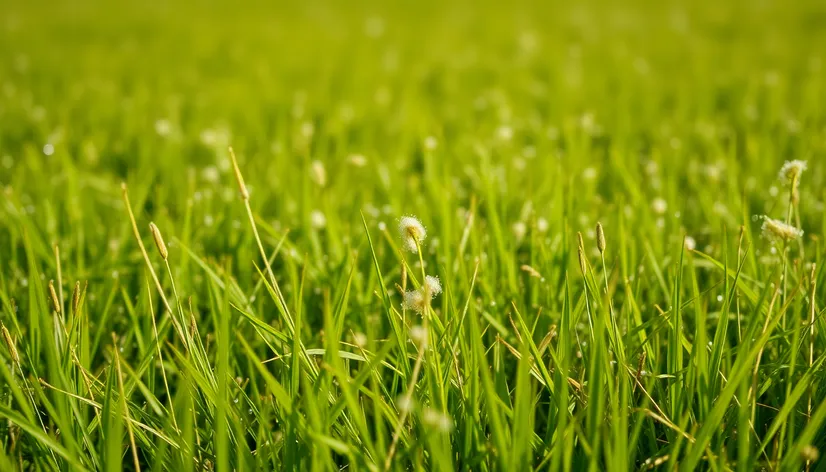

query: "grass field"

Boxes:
[2, 0, 826, 470]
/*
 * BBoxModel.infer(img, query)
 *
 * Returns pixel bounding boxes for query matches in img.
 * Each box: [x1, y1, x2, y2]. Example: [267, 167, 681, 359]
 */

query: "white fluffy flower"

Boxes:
[403, 289, 426, 313]
[424, 136, 438, 151]
[310, 210, 327, 229]
[761, 216, 803, 243]
[409, 325, 428, 348]
[651, 198, 668, 215]
[399, 216, 427, 252]
[778, 160, 807, 184]
[424, 275, 442, 296]
[512, 221, 527, 242]
[403, 275, 442, 314]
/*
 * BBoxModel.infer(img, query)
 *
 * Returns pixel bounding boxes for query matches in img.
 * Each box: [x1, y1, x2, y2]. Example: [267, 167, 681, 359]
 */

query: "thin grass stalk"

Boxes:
[113, 336, 141, 472]
[806, 263, 817, 472]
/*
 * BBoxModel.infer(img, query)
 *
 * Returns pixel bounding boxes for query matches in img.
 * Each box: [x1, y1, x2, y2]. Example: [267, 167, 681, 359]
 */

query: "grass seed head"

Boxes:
[399, 216, 427, 252]
[520, 264, 542, 278]
[1, 323, 18, 365]
[778, 160, 807, 184]
[403, 289, 427, 313]
[596, 222, 606, 254]
[424, 275, 442, 297]
[72, 281, 81, 314]
[760, 216, 804, 243]
[310, 160, 327, 187]
[149, 222, 169, 260]
[801, 445, 820, 462]
[48, 280, 60, 314]
[577, 232, 587, 275]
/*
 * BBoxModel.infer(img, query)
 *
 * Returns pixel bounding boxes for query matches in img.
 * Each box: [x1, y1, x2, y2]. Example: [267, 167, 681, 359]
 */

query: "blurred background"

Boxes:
[1, 0, 825, 266]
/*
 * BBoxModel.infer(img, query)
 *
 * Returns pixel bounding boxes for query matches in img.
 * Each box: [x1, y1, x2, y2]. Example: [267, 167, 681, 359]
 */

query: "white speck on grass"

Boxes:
[202, 166, 220, 183]
[310, 210, 327, 229]
[155, 119, 171, 137]
[424, 136, 438, 151]
[348, 154, 367, 167]
[422, 407, 453, 433]
[652, 198, 667, 214]
[352, 332, 367, 348]
[512, 221, 527, 242]
[43, 144, 54, 156]
[409, 325, 428, 347]
[300, 121, 315, 138]
[397, 395, 413, 413]
[310, 160, 327, 187]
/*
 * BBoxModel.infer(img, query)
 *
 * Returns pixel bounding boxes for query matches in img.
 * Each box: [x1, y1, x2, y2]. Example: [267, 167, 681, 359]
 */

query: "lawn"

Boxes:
[1, 0, 826, 470]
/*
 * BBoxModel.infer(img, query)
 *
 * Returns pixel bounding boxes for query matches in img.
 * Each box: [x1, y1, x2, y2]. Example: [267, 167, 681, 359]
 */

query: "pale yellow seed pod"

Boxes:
[596, 222, 606, 254]
[48, 280, 61, 314]
[801, 445, 820, 462]
[1, 323, 19, 365]
[72, 281, 81, 315]
[149, 222, 169, 261]
[576, 232, 587, 275]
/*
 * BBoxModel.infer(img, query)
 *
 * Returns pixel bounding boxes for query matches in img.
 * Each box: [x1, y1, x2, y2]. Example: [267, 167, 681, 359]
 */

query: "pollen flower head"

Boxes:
[778, 160, 807, 185]
[409, 324, 428, 348]
[424, 275, 442, 297]
[399, 216, 427, 252]
[761, 216, 803, 243]
[403, 274, 442, 314]
[403, 289, 427, 313]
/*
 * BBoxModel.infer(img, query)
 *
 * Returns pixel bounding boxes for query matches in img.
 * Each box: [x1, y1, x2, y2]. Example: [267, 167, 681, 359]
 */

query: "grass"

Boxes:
[1, 0, 826, 470]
